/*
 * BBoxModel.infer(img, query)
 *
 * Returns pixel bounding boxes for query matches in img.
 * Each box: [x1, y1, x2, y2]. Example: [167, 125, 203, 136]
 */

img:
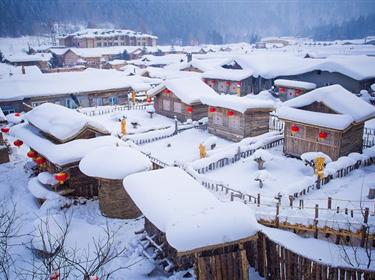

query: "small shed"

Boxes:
[274, 79, 316, 101]
[200, 94, 275, 142]
[276, 84, 375, 160]
[124, 167, 259, 279]
[147, 77, 217, 122]
[79, 146, 152, 219]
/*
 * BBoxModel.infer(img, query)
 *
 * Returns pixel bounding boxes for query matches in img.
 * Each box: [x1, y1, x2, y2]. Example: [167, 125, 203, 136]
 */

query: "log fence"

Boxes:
[79, 104, 149, 116]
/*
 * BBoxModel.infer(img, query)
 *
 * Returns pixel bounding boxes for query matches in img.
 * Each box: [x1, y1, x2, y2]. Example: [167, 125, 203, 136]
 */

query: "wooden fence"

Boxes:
[248, 232, 375, 280]
[79, 104, 148, 116]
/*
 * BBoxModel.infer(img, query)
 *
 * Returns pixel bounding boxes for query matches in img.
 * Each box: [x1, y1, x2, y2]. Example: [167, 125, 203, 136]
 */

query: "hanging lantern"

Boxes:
[1, 127, 10, 133]
[319, 131, 328, 140]
[236, 82, 241, 87]
[291, 124, 299, 135]
[54, 172, 69, 185]
[50, 271, 59, 280]
[35, 156, 46, 166]
[163, 89, 171, 95]
[13, 139, 23, 148]
[227, 110, 234, 116]
[146, 96, 152, 103]
[295, 89, 302, 96]
[279, 87, 285, 93]
[212, 80, 217, 84]
[27, 149, 38, 159]
[226, 81, 231, 86]
[186, 106, 193, 113]
[14, 112, 21, 117]
[209, 107, 216, 113]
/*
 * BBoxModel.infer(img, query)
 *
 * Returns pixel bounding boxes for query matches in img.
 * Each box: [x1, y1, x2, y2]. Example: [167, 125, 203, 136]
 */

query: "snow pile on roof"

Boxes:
[5, 52, 51, 63]
[25, 103, 109, 142]
[202, 68, 252, 81]
[0, 63, 42, 79]
[10, 123, 123, 166]
[0, 68, 152, 101]
[276, 85, 375, 129]
[201, 93, 275, 113]
[79, 146, 152, 180]
[28, 177, 61, 200]
[274, 79, 316, 90]
[124, 167, 259, 252]
[173, 58, 228, 72]
[148, 77, 218, 105]
[6, 112, 23, 124]
[0, 107, 6, 122]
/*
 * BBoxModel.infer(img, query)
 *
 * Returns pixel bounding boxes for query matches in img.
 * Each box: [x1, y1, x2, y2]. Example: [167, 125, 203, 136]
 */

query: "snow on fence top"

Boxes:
[200, 93, 275, 113]
[79, 146, 152, 180]
[147, 77, 218, 105]
[274, 79, 316, 90]
[123, 167, 259, 252]
[25, 103, 109, 142]
[0, 68, 152, 101]
[10, 123, 123, 166]
[201, 68, 253, 81]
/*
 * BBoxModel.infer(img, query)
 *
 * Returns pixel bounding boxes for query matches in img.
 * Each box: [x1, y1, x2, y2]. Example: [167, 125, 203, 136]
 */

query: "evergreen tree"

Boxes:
[121, 50, 130, 60]
[49, 53, 60, 68]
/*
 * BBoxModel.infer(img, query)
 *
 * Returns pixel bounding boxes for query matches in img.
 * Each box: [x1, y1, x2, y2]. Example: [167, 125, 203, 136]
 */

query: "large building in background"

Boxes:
[58, 28, 158, 48]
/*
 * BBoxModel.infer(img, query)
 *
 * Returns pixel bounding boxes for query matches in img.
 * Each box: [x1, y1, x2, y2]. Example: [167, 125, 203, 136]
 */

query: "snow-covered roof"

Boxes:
[5, 53, 51, 63]
[143, 66, 200, 80]
[202, 68, 252, 81]
[10, 123, 123, 166]
[274, 79, 316, 90]
[0, 63, 42, 79]
[50, 46, 143, 58]
[173, 58, 228, 72]
[200, 94, 275, 113]
[60, 28, 157, 40]
[371, 83, 375, 92]
[79, 146, 152, 180]
[0, 107, 6, 122]
[24, 103, 109, 142]
[0, 68, 152, 101]
[123, 167, 259, 252]
[277, 85, 375, 125]
[147, 77, 218, 105]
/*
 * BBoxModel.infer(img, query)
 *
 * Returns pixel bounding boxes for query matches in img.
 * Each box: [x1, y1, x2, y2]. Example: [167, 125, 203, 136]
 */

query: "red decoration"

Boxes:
[163, 89, 171, 95]
[1, 127, 10, 133]
[212, 80, 217, 84]
[13, 139, 23, 147]
[27, 150, 38, 159]
[54, 172, 69, 184]
[14, 112, 21, 117]
[146, 96, 152, 103]
[209, 107, 216, 113]
[291, 124, 299, 134]
[295, 89, 302, 96]
[35, 156, 46, 165]
[186, 106, 193, 113]
[319, 131, 328, 140]
[236, 82, 241, 87]
[225, 81, 231, 86]
[50, 271, 59, 280]
[227, 110, 234, 116]
[90, 276, 99, 280]
[279, 87, 285, 93]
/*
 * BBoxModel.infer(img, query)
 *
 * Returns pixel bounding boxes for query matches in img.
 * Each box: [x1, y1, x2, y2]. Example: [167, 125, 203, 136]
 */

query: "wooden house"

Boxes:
[10, 103, 121, 200]
[124, 167, 259, 279]
[273, 79, 316, 102]
[276, 84, 375, 160]
[79, 146, 152, 219]
[202, 68, 253, 96]
[200, 94, 275, 142]
[147, 77, 218, 122]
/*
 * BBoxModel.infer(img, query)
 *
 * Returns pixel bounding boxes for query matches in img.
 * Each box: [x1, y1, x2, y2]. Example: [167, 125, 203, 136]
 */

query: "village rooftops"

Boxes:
[24, 103, 109, 142]
[123, 167, 259, 253]
[50, 46, 142, 58]
[276, 84, 375, 130]
[59, 28, 158, 39]
[202, 68, 253, 81]
[10, 123, 122, 167]
[274, 79, 317, 90]
[147, 77, 218, 105]
[79, 146, 152, 180]
[201, 94, 275, 113]
[0, 68, 152, 102]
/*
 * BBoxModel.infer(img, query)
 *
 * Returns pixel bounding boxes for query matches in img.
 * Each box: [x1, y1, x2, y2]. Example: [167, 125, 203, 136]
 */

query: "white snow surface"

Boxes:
[79, 146, 152, 180]
[274, 79, 316, 90]
[25, 103, 109, 141]
[124, 167, 259, 252]
[301, 152, 332, 163]
[200, 94, 275, 113]
[202, 68, 253, 81]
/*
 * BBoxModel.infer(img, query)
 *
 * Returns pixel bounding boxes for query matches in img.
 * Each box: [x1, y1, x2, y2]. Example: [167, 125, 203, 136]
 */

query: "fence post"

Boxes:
[257, 193, 260, 207]
[289, 196, 293, 208]
[364, 207, 369, 224]
[314, 204, 319, 239]
[327, 197, 332, 209]
[276, 203, 280, 228]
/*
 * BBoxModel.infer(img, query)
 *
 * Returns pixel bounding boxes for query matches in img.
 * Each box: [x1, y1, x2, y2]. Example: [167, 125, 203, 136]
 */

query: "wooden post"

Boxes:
[257, 193, 260, 207]
[289, 196, 293, 208]
[364, 207, 369, 224]
[336, 206, 340, 214]
[276, 203, 280, 228]
[327, 197, 332, 210]
[314, 204, 319, 239]
[360, 225, 367, 248]
[345, 208, 348, 215]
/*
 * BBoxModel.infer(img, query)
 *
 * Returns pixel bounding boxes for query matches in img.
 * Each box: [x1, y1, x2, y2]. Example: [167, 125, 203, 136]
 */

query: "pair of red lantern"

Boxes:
[291, 125, 328, 140]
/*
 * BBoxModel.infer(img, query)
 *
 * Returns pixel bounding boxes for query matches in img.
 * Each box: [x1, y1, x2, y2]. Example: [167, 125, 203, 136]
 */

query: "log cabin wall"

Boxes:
[66, 166, 99, 197]
[299, 101, 338, 114]
[154, 93, 208, 122]
[244, 109, 272, 137]
[339, 123, 364, 157]
[206, 77, 252, 96]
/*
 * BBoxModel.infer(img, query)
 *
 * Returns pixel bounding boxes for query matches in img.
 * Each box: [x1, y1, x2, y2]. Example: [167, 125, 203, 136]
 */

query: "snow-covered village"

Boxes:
[1, 1, 375, 279]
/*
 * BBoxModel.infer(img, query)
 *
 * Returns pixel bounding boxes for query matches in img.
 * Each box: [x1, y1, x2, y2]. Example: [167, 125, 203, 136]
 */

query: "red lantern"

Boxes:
[319, 131, 328, 140]
[35, 156, 46, 166]
[50, 271, 59, 280]
[163, 89, 171, 95]
[291, 124, 299, 134]
[1, 127, 9, 133]
[186, 106, 193, 113]
[27, 150, 38, 159]
[236, 82, 241, 87]
[212, 80, 217, 84]
[227, 110, 234, 116]
[295, 89, 302, 96]
[279, 87, 285, 93]
[13, 139, 23, 147]
[90, 276, 99, 280]
[226, 81, 231, 86]
[54, 172, 69, 185]
[146, 96, 151, 103]
[14, 112, 21, 117]
[209, 107, 216, 113]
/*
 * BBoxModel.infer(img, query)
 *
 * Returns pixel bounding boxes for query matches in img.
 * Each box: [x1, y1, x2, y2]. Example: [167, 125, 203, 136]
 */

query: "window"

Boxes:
[96, 42, 102, 47]
[162, 99, 171, 111]
[213, 112, 223, 126]
[96, 97, 103, 106]
[109, 96, 118, 105]
[1, 106, 15, 115]
[228, 115, 241, 129]
[103, 42, 107, 47]
[108, 42, 112, 46]
[173, 102, 182, 113]
[65, 98, 75, 109]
